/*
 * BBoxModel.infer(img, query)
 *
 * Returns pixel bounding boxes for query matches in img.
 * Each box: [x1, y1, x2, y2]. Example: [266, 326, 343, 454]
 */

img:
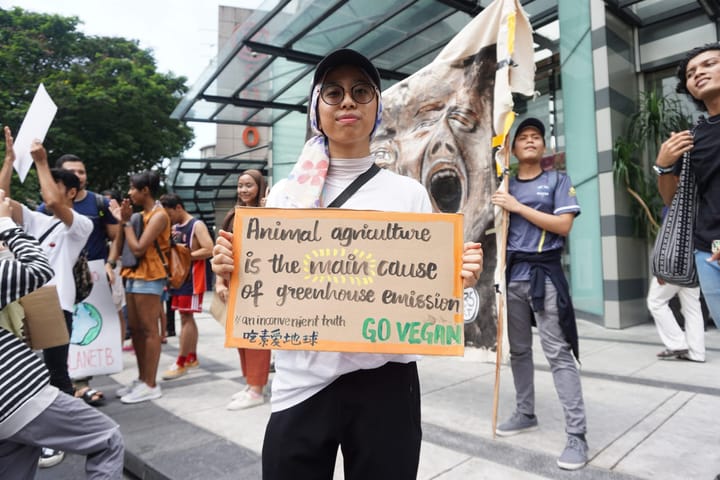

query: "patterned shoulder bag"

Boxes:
[651, 139, 698, 287]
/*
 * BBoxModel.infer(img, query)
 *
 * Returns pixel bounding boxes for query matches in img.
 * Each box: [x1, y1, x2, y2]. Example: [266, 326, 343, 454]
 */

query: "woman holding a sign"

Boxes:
[212, 49, 483, 479]
[216, 169, 272, 410]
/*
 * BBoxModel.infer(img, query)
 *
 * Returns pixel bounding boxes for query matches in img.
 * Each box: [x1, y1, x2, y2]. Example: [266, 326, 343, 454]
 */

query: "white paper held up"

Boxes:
[14, 84, 58, 183]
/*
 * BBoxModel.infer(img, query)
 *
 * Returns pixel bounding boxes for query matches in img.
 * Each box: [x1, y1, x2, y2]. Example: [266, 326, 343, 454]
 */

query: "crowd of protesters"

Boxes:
[1, 43, 719, 479]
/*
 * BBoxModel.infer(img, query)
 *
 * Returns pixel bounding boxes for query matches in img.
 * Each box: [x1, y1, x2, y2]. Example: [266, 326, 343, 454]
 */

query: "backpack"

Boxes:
[38, 221, 94, 304]
[120, 212, 144, 269]
[155, 237, 192, 289]
[72, 193, 108, 303]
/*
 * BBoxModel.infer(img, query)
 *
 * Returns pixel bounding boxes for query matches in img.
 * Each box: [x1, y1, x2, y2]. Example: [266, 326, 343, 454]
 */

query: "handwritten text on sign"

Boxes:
[225, 208, 464, 356]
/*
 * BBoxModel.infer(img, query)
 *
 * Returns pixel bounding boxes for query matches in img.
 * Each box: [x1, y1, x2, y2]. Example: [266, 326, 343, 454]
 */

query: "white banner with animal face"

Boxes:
[68, 259, 123, 379]
[371, 0, 535, 352]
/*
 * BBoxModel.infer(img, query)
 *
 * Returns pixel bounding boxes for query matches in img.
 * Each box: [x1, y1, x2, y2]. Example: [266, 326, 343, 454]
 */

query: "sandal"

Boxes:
[656, 348, 688, 359]
[75, 387, 105, 406]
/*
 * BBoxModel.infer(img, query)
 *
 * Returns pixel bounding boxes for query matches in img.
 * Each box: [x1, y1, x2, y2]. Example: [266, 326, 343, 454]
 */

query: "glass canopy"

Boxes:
[170, 0, 716, 227]
[173, 0, 714, 126]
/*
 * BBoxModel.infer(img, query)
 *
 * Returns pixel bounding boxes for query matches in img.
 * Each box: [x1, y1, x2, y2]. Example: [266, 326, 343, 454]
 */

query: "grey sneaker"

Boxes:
[557, 435, 588, 470]
[496, 411, 538, 437]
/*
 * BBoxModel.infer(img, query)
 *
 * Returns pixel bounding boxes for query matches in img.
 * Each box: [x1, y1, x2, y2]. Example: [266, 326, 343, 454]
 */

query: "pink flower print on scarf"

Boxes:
[280, 134, 329, 208]
[295, 158, 329, 186]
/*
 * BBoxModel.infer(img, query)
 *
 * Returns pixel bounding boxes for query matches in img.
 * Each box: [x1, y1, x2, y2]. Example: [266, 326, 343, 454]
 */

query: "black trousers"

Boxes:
[43, 310, 74, 395]
[262, 361, 421, 480]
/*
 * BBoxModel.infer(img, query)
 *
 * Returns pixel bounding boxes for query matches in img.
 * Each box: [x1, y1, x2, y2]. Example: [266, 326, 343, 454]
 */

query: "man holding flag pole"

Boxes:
[492, 117, 588, 470]
[372, 0, 547, 465]
[446, 0, 588, 471]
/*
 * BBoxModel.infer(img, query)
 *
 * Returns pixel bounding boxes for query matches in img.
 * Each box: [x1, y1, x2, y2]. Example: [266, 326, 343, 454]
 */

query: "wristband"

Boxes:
[652, 164, 675, 176]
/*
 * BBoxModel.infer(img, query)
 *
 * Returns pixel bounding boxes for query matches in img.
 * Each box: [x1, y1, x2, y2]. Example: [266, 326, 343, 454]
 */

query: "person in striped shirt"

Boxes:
[0, 132, 124, 479]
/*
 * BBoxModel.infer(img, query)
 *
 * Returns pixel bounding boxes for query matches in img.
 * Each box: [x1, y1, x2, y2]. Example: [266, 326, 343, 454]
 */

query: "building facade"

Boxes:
[172, 0, 719, 330]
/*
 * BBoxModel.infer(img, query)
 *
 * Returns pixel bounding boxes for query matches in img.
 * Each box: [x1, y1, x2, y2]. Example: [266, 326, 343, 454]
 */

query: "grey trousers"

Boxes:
[0, 391, 124, 480]
[507, 281, 587, 434]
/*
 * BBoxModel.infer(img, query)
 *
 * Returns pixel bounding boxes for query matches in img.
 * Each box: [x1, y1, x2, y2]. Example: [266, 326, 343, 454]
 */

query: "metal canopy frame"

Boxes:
[170, 0, 714, 227]
[165, 146, 269, 228]
[173, 0, 714, 127]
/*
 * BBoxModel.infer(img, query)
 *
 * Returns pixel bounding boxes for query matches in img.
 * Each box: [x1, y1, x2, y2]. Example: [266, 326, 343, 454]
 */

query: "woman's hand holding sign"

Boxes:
[461, 241, 483, 288]
[211, 229, 235, 282]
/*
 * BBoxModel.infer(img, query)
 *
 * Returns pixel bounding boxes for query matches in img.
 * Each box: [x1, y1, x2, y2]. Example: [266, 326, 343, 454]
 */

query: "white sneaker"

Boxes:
[120, 382, 162, 404]
[231, 386, 250, 401]
[226, 390, 264, 410]
[38, 448, 65, 468]
[116, 379, 140, 398]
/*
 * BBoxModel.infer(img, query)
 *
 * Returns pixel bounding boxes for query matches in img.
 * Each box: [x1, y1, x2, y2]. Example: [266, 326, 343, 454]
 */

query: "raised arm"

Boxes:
[31, 141, 75, 227]
[0, 127, 14, 196]
[656, 130, 693, 206]
[1, 127, 23, 225]
[113, 200, 168, 257]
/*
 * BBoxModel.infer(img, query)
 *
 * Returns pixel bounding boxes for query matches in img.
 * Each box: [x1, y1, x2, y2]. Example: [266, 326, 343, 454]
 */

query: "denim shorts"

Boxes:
[125, 278, 165, 296]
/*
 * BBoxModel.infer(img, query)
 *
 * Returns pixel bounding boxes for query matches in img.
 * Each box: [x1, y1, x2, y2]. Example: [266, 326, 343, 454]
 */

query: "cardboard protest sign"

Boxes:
[225, 207, 465, 356]
[68, 260, 123, 379]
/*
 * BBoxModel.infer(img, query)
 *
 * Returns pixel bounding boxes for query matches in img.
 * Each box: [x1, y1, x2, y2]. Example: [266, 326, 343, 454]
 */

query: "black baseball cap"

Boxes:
[512, 117, 546, 146]
[313, 49, 381, 90]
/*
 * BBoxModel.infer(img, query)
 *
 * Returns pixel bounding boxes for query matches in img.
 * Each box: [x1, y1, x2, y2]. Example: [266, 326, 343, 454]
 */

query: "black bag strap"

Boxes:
[155, 239, 171, 278]
[94, 192, 106, 219]
[327, 164, 381, 208]
[38, 221, 63, 244]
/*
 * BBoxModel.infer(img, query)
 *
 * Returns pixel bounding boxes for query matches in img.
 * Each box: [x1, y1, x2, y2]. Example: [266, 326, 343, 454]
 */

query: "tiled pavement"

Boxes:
[37, 294, 720, 479]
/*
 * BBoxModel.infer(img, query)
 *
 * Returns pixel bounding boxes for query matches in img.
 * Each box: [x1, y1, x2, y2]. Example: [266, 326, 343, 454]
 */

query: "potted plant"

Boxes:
[613, 90, 691, 240]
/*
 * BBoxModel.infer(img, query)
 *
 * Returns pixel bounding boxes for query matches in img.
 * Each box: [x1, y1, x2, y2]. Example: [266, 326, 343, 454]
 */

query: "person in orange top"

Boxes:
[216, 169, 272, 410]
[109, 171, 171, 404]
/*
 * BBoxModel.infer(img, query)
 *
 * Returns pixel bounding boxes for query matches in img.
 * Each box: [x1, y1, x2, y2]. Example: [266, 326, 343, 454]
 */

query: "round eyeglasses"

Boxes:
[320, 82, 376, 105]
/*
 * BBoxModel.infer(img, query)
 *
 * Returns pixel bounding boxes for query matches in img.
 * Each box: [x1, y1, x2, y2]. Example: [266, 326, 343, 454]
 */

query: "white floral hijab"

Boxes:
[274, 76, 383, 209]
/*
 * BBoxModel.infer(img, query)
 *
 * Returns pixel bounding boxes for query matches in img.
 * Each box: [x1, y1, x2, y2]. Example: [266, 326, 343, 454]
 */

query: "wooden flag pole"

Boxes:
[491, 136, 512, 439]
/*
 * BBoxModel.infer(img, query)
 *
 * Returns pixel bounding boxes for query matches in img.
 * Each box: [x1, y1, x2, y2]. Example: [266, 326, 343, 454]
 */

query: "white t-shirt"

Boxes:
[22, 206, 93, 311]
[266, 157, 433, 412]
